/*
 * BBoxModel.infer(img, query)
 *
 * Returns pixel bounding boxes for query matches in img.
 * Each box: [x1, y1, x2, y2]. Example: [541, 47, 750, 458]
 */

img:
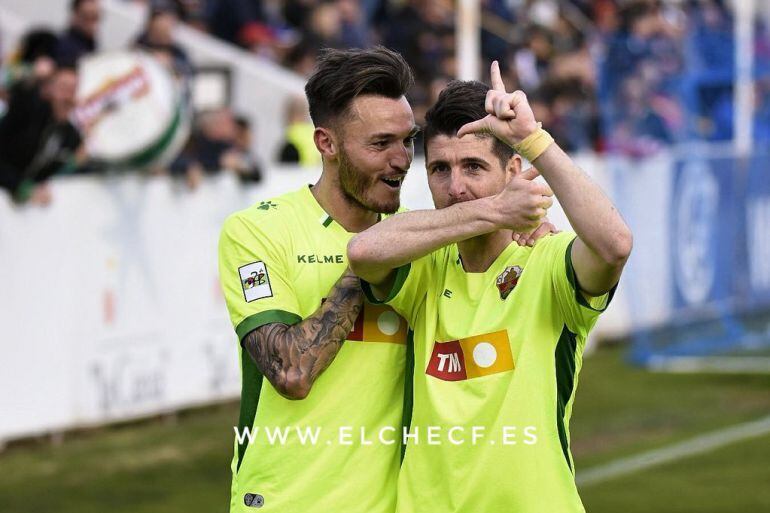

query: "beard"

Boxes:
[338, 145, 400, 214]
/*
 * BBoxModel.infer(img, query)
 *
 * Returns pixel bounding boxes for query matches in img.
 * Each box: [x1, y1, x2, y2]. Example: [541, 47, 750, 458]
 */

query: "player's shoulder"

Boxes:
[423, 244, 455, 272]
[521, 231, 577, 273]
[222, 187, 308, 238]
[532, 231, 577, 254]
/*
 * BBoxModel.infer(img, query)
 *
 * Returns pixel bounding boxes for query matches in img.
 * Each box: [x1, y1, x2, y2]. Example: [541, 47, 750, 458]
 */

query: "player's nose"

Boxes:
[447, 170, 468, 199]
[389, 143, 412, 173]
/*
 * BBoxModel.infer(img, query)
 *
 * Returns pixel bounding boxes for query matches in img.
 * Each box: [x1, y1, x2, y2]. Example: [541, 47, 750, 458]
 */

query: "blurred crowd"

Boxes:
[126, 0, 770, 157]
[2, 0, 769, 205]
[599, 0, 770, 155]
[0, 0, 261, 205]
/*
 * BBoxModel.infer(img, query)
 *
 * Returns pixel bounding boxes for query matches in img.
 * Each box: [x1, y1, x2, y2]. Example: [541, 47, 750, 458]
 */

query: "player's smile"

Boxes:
[380, 174, 405, 190]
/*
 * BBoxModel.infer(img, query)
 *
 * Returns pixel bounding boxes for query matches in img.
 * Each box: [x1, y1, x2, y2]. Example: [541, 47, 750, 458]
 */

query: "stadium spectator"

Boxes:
[205, 0, 265, 48]
[1, 29, 58, 93]
[688, 0, 734, 140]
[277, 95, 319, 167]
[382, 0, 455, 84]
[55, 0, 101, 67]
[134, 0, 193, 78]
[513, 25, 554, 91]
[337, 0, 370, 48]
[600, 0, 684, 152]
[190, 107, 238, 171]
[0, 66, 83, 204]
[755, 77, 770, 143]
[231, 115, 263, 182]
[175, 107, 261, 188]
[130, 0, 204, 27]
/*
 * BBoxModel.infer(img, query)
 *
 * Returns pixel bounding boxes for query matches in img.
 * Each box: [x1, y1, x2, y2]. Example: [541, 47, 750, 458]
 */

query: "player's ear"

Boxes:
[313, 127, 339, 159]
[505, 153, 522, 181]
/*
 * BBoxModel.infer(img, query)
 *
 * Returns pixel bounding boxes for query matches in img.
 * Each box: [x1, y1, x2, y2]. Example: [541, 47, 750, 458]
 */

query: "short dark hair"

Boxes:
[304, 46, 414, 128]
[71, 0, 95, 12]
[19, 29, 58, 63]
[423, 80, 514, 168]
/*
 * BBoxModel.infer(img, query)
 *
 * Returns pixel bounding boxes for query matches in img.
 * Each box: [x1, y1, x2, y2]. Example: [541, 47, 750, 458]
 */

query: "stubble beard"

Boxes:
[338, 145, 400, 215]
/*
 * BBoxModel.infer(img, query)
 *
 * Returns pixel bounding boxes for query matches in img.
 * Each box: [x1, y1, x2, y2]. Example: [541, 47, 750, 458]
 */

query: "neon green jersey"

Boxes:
[218, 185, 409, 513]
[362, 232, 614, 513]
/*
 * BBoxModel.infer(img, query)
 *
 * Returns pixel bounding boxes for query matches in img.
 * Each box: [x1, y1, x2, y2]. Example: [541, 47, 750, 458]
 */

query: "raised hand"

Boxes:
[512, 167, 559, 246]
[491, 167, 554, 233]
[457, 61, 539, 147]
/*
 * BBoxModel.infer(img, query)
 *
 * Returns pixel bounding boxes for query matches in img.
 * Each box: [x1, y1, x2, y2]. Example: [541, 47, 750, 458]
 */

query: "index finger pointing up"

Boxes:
[490, 60, 507, 93]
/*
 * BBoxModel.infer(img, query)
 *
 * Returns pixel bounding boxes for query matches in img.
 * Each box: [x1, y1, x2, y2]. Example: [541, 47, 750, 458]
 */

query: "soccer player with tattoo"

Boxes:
[347, 63, 633, 512]
[218, 47, 419, 513]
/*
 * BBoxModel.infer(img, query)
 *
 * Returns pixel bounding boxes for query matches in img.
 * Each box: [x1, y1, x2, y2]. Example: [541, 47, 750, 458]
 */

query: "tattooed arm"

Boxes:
[241, 269, 363, 400]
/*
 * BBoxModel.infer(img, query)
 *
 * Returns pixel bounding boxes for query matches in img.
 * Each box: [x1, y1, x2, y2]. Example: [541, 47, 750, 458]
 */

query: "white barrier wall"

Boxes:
[1, 174, 242, 441]
[0, 157, 633, 442]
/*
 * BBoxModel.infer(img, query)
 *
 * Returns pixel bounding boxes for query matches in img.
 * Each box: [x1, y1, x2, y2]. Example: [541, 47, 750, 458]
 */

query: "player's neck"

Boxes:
[311, 174, 379, 233]
[457, 229, 514, 273]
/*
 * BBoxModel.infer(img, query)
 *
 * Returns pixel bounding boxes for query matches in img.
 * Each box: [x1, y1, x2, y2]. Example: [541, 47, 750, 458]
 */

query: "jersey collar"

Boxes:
[301, 184, 381, 234]
[455, 240, 523, 276]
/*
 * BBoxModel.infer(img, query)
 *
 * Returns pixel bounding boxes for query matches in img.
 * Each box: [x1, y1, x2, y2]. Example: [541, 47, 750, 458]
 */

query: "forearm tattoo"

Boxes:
[242, 270, 364, 398]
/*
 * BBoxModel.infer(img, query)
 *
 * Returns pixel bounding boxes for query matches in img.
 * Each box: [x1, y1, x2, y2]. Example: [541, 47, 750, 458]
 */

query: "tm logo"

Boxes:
[426, 340, 467, 381]
[437, 352, 462, 373]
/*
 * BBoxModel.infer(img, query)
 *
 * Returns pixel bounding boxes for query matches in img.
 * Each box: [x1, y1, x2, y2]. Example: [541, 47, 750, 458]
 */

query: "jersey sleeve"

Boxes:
[360, 251, 436, 328]
[538, 231, 616, 338]
[218, 211, 302, 342]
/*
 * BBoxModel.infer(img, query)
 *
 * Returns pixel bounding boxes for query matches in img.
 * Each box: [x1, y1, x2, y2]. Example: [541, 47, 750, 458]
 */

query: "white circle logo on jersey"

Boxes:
[377, 311, 401, 336]
[473, 342, 497, 368]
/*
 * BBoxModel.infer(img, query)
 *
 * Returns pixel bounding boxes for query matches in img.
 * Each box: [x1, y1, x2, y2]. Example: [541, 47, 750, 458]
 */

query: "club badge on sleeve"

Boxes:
[239, 261, 272, 302]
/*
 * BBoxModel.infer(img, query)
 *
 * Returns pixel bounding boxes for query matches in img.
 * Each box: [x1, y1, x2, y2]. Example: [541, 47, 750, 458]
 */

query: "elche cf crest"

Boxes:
[496, 265, 523, 300]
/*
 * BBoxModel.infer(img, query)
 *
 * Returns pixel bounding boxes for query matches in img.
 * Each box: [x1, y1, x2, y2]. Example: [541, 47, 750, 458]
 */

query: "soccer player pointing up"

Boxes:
[347, 62, 633, 512]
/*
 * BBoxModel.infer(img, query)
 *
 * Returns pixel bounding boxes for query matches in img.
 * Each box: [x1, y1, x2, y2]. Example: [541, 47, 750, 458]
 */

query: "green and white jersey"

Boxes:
[218, 185, 409, 513]
[362, 232, 614, 513]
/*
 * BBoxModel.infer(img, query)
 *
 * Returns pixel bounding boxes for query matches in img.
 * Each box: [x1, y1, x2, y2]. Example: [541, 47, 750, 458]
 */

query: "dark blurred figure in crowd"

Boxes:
[205, 0, 264, 48]
[608, 73, 674, 157]
[602, 1, 661, 94]
[232, 115, 263, 182]
[176, 108, 261, 188]
[540, 78, 597, 153]
[1, 29, 58, 91]
[135, 0, 193, 77]
[514, 24, 554, 91]
[277, 95, 319, 167]
[383, 0, 454, 84]
[283, 37, 320, 76]
[755, 78, 770, 144]
[688, 0, 734, 140]
[55, 0, 101, 67]
[600, 0, 684, 153]
[0, 66, 84, 204]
